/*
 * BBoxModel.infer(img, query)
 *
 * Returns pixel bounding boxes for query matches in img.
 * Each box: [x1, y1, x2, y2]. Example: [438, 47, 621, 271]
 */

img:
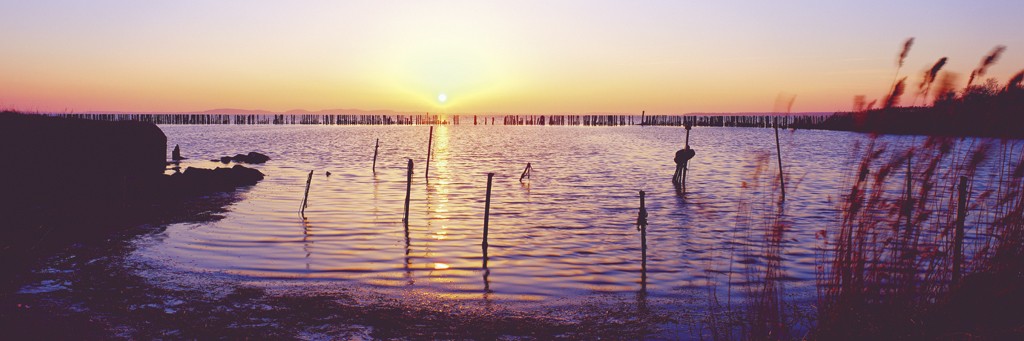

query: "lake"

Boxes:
[17, 123, 1019, 338]
[133, 125, 862, 305]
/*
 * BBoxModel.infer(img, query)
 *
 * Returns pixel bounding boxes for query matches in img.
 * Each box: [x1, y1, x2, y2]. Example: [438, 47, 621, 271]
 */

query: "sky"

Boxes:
[2, 1, 1023, 114]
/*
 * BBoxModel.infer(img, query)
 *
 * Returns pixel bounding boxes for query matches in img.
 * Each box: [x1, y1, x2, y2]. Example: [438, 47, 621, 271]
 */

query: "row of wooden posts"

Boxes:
[49, 112, 833, 129]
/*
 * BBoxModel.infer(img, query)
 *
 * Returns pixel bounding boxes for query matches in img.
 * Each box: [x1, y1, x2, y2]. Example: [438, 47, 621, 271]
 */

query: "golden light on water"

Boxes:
[432, 230, 448, 240]
[433, 263, 450, 270]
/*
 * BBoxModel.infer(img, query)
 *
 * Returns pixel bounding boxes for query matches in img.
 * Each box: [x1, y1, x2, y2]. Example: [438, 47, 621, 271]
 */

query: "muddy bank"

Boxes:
[1, 230, 680, 339]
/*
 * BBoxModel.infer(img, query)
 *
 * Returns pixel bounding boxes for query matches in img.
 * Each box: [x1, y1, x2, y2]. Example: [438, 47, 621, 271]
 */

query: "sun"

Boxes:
[438, 93, 447, 103]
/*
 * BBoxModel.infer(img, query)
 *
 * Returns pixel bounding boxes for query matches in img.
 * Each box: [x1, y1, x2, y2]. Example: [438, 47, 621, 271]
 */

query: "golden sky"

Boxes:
[1, 1, 1022, 113]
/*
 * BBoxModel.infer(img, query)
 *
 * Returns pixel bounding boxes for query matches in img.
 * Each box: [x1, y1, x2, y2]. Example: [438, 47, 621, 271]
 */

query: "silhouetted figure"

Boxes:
[325, 171, 331, 177]
[171, 144, 184, 161]
[672, 145, 696, 185]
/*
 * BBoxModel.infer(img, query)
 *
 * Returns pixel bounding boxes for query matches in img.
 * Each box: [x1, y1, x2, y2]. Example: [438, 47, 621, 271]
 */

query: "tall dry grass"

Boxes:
[968, 45, 1007, 88]
[814, 136, 1024, 339]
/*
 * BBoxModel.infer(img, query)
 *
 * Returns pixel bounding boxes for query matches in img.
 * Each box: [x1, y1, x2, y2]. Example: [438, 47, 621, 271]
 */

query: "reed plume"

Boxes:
[967, 45, 1007, 88]
[921, 57, 948, 104]
[933, 71, 959, 102]
[884, 77, 906, 108]
[889, 38, 915, 100]
[1006, 69, 1024, 92]
[898, 38, 914, 68]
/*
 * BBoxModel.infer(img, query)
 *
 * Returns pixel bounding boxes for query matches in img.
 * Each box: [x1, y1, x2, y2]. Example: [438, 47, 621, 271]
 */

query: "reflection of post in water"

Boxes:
[483, 268, 492, 294]
[953, 176, 968, 284]
[302, 218, 313, 270]
[372, 168, 380, 220]
[404, 222, 413, 285]
[636, 190, 650, 322]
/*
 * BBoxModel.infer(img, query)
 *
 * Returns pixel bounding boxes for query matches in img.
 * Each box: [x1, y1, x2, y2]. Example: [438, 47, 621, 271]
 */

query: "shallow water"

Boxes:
[135, 125, 867, 307]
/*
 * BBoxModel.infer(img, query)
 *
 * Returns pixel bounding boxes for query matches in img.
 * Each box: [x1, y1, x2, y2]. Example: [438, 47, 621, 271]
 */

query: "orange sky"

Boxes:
[2, 1, 1022, 114]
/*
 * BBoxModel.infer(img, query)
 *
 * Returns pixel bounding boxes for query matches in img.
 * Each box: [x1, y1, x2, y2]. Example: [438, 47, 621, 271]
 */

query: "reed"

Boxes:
[917, 57, 948, 105]
[1006, 69, 1024, 92]
[883, 77, 907, 109]
[967, 45, 1007, 88]
[814, 135, 1024, 339]
[888, 38, 914, 99]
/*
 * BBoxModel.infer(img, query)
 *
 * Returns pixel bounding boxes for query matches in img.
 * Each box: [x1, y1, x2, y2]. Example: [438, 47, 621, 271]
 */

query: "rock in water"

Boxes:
[216, 151, 270, 164]
[169, 165, 265, 195]
[171, 144, 184, 161]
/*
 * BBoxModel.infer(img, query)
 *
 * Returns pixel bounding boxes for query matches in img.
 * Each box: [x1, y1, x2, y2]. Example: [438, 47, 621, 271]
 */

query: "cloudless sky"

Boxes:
[1, 0, 1022, 113]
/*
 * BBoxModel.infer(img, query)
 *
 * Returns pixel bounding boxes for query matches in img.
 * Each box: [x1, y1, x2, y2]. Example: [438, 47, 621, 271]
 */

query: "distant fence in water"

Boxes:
[48, 112, 842, 129]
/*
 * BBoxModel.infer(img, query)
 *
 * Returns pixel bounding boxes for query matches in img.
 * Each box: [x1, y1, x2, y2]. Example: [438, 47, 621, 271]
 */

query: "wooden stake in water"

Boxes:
[425, 126, 433, 179]
[637, 190, 648, 283]
[953, 176, 968, 284]
[904, 153, 913, 230]
[483, 173, 494, 265]
[372, 138, 379, 173]
[682, 123, 692, 191]
[519, 162, 532, 182]
[300, 170, 313, 216]
[774, 117, 786, 202]
[403, 159, 413, 226]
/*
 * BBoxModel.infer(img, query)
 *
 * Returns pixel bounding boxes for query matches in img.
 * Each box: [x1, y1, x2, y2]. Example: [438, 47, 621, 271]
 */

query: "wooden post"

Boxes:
[904, 153, 913, 230]
[425, 126, 433, 179]
[483, 173, 494, 261]
[519, 163, 532, 182]
[774, 117, 786, 202]
[403, 159, 413, 226]
[640, 110, 645, 126]
[300, 170, 313, 216]
[682, 124, 692, 190]
[953, 176, 968, 284]
[372, 138, 379, 173]
[638, 191, 648, 284]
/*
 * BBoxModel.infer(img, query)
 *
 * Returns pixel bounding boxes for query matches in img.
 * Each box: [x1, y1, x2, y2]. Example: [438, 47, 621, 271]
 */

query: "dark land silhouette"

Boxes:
[0, 111, 265, 278]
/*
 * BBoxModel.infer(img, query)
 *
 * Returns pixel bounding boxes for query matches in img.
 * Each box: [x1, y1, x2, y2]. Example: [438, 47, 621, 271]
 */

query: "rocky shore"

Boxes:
[0, 111, 266, 279]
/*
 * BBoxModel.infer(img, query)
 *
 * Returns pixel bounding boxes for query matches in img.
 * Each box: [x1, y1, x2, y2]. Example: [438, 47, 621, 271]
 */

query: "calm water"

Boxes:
[132, 125, 863, 308]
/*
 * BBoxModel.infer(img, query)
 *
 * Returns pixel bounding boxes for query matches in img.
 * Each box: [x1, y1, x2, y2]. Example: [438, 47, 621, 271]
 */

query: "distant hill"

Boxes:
[202, 108, 274, 114]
